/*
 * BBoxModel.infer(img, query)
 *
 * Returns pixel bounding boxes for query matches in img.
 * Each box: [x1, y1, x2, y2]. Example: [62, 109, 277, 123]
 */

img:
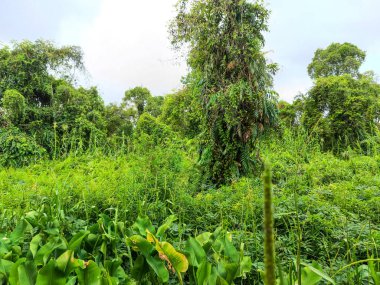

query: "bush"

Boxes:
[134, 113, 175, 148]
[0, 128, 46, 167]
[1, 89, 26, 125]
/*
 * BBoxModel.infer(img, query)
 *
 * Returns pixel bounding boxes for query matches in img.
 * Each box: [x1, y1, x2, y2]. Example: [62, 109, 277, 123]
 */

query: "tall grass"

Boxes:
[0, 130, 379, 283]
[263, 163, 276, 285]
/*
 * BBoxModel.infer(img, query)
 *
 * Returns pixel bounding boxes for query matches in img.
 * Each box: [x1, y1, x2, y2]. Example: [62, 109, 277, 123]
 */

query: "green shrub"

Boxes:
[1, 89, 26, 125]
[134, 113, 175, 149]
[0, 128, 46, 167]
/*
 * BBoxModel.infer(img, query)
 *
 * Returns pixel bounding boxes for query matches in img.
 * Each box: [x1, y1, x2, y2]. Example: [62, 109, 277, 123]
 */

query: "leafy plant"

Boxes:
[126, 215, 188, 284]
[184, 227, 252, 284]
[0, 127, 46, 167]
[170, 0, 279, 186]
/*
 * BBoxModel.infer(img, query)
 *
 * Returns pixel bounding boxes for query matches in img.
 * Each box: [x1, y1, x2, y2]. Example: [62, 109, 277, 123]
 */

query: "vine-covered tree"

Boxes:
[160, 88, 202, 138]
[303, 43, 380, 152]
[0, 40, 108, 159]
[123, 87, 152, 117]
[278, 97, 304, 128]
[145, 95, 164, 118]
[170, 0, 278, 185]
[105, 103, 134, 137]
[307, 42, 366, 80]
[303, 74, 380, 152]
[0, 39, 84, 106]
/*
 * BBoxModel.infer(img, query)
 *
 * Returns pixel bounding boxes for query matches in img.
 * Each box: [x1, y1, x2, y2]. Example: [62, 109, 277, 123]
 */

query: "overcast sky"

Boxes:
[1, 0, 379, 103]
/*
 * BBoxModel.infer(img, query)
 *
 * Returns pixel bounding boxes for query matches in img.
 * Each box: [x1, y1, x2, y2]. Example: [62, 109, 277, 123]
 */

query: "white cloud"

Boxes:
[77, 0, 187, 103]
[50, 0, 380, 104]
[266, 0, 380, 102]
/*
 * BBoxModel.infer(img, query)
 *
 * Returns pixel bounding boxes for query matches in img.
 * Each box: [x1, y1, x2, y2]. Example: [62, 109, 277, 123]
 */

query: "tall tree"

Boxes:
[123, 87, 152, 117]
[145, 95, 164, 118]
[105, 103, 134, 137]
[0, 40, 84, 106]
[170, 0, 278, 185]
[278, 97, 304, 128]
[303, 74, 380, 152]
[303, 43, 380, 152]
[0, 40, 109, 158]
[307, 42, 366, 80]
[160, 88, 202, 138]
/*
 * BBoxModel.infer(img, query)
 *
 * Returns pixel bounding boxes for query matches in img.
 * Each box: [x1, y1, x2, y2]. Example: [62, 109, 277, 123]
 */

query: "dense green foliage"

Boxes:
[0, 40, 83, 105]
[303, 74, 380, 152]
[307, 42, 366, 79]
[281, 42, 380, 153]
[0, 41, 109, 159]
[0, 205, 252, 284]
[123, 87, 152, 118]
[0, 131, 379, 283]
[0, 2, 380, 284]
[160, 88, 202, 138]
[1, 90, 26, 125]
[0, 128, 46, 167]
[170, 0, 278, 186]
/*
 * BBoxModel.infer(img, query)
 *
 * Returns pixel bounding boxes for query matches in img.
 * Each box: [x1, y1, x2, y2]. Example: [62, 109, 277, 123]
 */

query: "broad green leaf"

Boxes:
[35, 239, 66, 266]
[209, 266, 220, 285]
[0, 241, 10, 257]
[17, 261, 37, 285]
[68, 230, 90, 250]
[56, 250, 82, 275]
[100, 272, 114, 285]
[66, 276, 77, 285]
[300, 261, 336, 285]
[9, 219, 32, 244]
[185, 237, 206, 267]
[126, 235, 154, 256]
[238, 256, 252, 277]
[0, 259, 13, 277]
[104, 259, 122, 275]
[216, 275, 229, 285]
[146, 230, 159, 244]
[104, 259, 125, 280]
[146, 255, 169, 283]
[146, 230, 188, 283]
[36, 260, 66, 285]
[9, 257, 26, 285]
[29, 234, 43, 258]
[195, 232, 212, 246]
[56, 250, 73, 273]
[24, 211, 39, 227]
[197, 261, 212, 285]
[156, 215, 177, 238]
[221, 235, 239, 263]
[132, 216, 155, 236]
[76, 260, 101, 285]
[158, 241, 188, 273]
[100, 241, 107, 257]
[199, 227, 222, 253]
[44, 228, 60, 236]
[300, 266, 322, 285]
[368, 259, 380, 285]
[87, 233, 98, 244]
[131, 255, 148, 281]
[217, 261, 239, 283]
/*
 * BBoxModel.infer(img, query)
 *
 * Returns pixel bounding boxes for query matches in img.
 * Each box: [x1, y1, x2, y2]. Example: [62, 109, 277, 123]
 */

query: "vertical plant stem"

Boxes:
[263, 163, 276, 285]
[294, 136, 304, 285]
[53, 122, 57, 160]
[295, 191, 302, 285]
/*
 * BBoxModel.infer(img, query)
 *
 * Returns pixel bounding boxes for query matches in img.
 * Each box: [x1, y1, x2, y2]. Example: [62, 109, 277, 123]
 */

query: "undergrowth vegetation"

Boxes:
[1, 131, 379, 284]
